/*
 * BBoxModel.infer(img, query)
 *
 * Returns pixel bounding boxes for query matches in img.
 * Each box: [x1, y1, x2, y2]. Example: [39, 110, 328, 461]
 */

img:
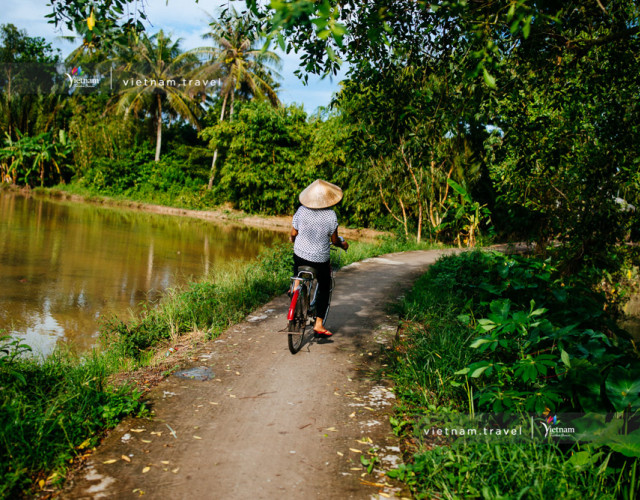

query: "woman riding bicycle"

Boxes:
[289, 179, 349, 337]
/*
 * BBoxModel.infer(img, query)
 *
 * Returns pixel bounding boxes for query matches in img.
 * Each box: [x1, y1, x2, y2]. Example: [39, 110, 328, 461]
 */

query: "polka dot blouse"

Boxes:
[292, 206, 338, 263]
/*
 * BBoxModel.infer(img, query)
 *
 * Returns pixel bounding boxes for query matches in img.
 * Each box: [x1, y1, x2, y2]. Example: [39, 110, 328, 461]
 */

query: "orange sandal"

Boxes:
[314, 329, 333, 337]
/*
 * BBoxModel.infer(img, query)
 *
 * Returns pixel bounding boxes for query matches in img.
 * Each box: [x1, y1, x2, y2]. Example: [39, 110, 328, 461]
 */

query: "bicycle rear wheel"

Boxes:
[288, 286, 309, 354]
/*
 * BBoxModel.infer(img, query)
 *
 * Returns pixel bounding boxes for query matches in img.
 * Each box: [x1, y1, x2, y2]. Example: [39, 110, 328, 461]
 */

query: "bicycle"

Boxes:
[286, 241, 344, 354]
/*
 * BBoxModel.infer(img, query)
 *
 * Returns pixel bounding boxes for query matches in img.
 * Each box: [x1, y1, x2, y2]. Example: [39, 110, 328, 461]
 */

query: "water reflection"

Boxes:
[0, 191, 286, 355]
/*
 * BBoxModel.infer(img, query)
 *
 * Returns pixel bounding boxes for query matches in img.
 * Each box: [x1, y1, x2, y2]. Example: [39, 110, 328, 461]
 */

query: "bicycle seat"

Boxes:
[297, 266, 317, 279]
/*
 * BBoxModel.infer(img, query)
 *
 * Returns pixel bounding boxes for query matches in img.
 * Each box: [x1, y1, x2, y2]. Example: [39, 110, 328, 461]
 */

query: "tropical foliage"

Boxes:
[390, 250, 640, 498]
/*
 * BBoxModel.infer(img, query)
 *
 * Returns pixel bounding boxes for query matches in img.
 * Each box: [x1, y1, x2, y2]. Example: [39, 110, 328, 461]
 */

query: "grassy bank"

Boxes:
[0, 236, 437, 497]
[387, 250, 640, 498]
[0, 339, 147, 497]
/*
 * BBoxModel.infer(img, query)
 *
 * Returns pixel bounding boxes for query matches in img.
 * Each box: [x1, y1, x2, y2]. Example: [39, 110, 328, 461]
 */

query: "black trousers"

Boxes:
[293, 254, 331, 321]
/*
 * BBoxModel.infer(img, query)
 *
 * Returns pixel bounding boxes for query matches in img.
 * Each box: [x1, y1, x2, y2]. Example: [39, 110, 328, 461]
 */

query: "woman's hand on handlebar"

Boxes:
[330, 231, 348, 251]
[336, 235, 348, 251]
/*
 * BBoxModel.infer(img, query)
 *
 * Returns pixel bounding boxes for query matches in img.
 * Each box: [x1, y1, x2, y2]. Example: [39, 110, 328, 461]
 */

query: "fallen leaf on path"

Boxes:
[165, 424, 178, 439]
[209, 402, 218, 405]
[38, 479, 45, 489]
[364, 407, 375, 411]
[172, 468, 180, 474]
[326, 427, 338, 432]
[356, 437, 373, 444]
[334, 392, 341, 396]
[130, 428, 145, 433]
[132, 488, 144, 496]
[349, 412, 356, 418]
[142, 467, 150, 474]
[229, 394, 236, 398]
[161, 461, 170, 465]
[349, 448, 362, 453]
[379, 493, 391, 498]
[121, 455, 131, 463]
[350, 467, 363, 471]
[103, 459, 117, 464]
[359, 479, 387, 488]
[150, 432, 162, 436]
[140, 439, 152, 444]
[193, 436, 202, 440]
[337, 452, 344, 457]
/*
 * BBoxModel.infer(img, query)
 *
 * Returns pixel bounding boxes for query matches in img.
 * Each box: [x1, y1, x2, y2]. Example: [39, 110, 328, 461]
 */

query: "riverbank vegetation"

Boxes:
[0, 335, 147, 496]
[388, 250, 640, 498]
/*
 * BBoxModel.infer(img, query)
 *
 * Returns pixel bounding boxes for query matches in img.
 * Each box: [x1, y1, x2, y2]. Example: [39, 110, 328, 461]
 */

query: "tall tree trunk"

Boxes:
[208, 91, 229, 189]
[401, 143, 423, 243]
[155, 94, 162, 162]
[229, 89, 235, 121]
[7, 67, 12, 140]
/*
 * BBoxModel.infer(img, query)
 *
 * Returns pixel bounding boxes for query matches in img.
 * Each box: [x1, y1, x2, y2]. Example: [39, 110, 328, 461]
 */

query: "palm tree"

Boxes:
[187, 9, 282, 188]
[113, 31, 201, 162]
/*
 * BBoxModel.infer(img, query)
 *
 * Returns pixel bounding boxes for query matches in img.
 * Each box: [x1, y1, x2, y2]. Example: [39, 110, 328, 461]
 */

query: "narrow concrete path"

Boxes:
[63, 249, 458, 499]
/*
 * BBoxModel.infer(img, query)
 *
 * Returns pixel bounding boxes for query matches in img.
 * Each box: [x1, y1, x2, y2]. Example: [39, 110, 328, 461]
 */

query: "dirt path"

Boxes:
[62, 249, 456, 500]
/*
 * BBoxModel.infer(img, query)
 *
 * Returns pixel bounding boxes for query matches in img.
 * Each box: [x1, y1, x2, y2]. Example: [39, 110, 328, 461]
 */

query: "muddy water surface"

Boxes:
[0, 191, 285, 355]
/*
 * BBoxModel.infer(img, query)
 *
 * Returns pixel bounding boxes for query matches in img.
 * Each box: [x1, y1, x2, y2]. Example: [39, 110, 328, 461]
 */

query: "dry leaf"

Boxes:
[150, 432, 162, 436]
[379, 493, 391, 498]
[364, 407, 375, 411]
[38, 479, 45, 489]
[121, 455, 131, 463]
[359, 479, 387, 487]
[229, 394, 236, 398]
[130, 428, 145, 433]
[337, 452, 344, 457]
[161, 461, 170, 465]
[172, 467, 180, 474]
[103, 459, 117, 464]
[140, 439, 152, 444]
[209, 402, 218, 405]
[350, 467, 363, 471]
[77, 438, 91, 449]
[349, 412, 356, 418]
[193, 435, 202, 440]
[326, 427, 338, 432]
[142, 466, 150, 474]
[349, 448, 362, 453]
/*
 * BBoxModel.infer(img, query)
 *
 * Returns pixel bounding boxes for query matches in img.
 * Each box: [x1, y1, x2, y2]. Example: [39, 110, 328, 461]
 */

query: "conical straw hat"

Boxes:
[299, 179, 343, 209]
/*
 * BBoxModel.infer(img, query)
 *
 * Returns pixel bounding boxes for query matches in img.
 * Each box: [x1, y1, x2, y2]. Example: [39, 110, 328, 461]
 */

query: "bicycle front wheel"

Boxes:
[288, 286, 309, 354]
[322, 276, 335, 324]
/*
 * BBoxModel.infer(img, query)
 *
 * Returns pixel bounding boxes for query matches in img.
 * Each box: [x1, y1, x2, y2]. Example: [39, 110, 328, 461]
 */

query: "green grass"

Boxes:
[387, 250, 640, 499]
[0, 338, 146, 497]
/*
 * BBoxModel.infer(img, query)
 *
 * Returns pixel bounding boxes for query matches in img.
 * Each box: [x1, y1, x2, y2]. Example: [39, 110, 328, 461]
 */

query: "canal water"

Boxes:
[0, 191, 286, 355]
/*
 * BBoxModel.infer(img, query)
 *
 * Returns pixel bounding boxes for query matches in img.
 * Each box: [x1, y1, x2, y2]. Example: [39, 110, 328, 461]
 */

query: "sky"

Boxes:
[2, 0, 346, 114]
